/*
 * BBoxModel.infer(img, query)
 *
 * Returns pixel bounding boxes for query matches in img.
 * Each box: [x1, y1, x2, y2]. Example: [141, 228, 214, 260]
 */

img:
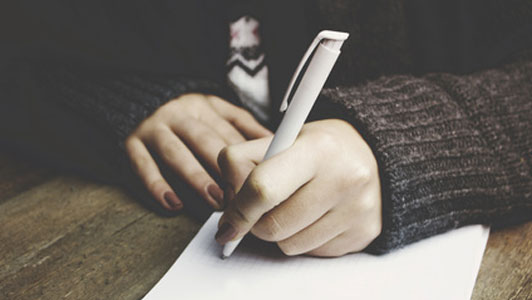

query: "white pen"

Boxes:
[222, 30, 349, 259]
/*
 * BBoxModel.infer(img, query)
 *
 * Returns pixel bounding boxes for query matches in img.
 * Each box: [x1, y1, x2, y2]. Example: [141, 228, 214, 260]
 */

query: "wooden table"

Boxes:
[0, 153, 530, 299]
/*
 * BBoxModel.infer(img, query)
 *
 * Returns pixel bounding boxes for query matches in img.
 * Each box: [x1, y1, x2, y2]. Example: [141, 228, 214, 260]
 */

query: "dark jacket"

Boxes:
[1, 0, 531, 253]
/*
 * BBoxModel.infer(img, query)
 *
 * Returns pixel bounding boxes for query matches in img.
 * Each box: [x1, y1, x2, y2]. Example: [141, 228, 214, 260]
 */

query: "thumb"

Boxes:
[217, 136, 273, 201]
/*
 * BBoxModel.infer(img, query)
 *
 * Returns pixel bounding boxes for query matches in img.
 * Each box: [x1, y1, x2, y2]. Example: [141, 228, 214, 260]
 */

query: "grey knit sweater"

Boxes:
[1, 0, 531, 254]
[318, 59, 532, 253]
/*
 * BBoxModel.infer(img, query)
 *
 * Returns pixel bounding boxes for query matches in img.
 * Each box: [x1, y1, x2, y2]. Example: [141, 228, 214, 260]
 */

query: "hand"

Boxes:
[215, 119, 382, 257]
[125, 93, 272, 211]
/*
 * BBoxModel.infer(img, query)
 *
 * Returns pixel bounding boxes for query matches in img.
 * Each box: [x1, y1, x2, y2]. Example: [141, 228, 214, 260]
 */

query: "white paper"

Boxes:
[144, 212, 489, 300]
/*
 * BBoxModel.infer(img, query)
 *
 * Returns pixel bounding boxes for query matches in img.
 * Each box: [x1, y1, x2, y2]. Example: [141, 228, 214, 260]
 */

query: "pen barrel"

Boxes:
[264, 43, 341, 160]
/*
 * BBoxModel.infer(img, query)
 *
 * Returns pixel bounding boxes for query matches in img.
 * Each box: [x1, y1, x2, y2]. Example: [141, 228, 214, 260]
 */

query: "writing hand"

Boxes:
[216, 119, 381, 257]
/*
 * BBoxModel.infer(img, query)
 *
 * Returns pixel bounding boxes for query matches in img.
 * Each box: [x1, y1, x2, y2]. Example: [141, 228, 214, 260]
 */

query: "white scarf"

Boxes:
[227, 16, 271, 123]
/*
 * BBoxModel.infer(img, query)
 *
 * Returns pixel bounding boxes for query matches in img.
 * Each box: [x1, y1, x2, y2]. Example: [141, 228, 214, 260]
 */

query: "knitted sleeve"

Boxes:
[28, 63, 224, 148]
[0, 61, 227, 199]
[314, 57, 532, 254]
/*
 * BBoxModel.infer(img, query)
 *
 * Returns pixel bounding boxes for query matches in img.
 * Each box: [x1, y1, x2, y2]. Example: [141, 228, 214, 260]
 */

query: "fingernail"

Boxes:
[207, 184, 224, 208]
[215, 222, 237, 244]
[163, 191, 182, 210]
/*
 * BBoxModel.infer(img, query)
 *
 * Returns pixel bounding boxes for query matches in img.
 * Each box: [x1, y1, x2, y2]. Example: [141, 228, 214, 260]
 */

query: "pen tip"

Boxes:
[221, 255, 228, 260]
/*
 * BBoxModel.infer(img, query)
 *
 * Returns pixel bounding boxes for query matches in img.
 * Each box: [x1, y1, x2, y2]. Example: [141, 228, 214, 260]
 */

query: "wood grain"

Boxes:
[0, 152, 530, 300]
[0, 158, 50, 206]
[471, 222, 532, 300]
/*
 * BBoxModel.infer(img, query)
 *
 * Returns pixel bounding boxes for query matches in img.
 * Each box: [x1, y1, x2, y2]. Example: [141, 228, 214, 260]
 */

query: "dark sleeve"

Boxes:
[0, 1, 231, 217]
[28, 62, 224, 146]
[312, 55, 532, 254]
[0, 61, 226, 219]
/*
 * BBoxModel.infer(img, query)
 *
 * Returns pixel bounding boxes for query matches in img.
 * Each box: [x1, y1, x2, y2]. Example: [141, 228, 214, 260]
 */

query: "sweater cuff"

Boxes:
[319, 73, 527, 254]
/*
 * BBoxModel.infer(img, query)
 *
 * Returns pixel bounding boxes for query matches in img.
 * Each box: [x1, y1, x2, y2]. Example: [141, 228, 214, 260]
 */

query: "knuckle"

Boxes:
[355, 166, 373, 185]
[179, 95, 207, 116]
[189, 173, 214, 192]
[355, 196, 378, 214]
[315, 128, 335, 145]
[247, 170, 274, 207]
[277, 240, 299, 256]
[151, 124, 169, 138]
[341, 165, 373, 192]
[241, 109, 255, 120]
[187, 170, 208, 185]
[217, 145, 238, 168]
[361, 221, 382, 243]
[148, 178, 166, 194]
[159, 140, 179, 161]
[338, 173, 358, 192]
[217, 146, 243, 180]
[226, 205, 250, 224]
[233, 107, 254, 123]
[313, 129, 339, 154]
[254, 214, 283, 241]
[234, 206, 250, 224]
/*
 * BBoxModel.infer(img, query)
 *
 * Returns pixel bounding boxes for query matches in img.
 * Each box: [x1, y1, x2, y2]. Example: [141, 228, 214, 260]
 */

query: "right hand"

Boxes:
[124, 93, 272, 211]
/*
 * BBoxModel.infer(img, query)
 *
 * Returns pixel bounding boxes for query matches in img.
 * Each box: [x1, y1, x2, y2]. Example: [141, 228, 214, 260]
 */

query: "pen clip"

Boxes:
[279, 30, 349, 112]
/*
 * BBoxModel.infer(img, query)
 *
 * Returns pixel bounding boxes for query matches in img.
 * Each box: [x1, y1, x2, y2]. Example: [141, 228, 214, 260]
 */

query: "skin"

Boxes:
[126, 94, 382, 257]
[216, 119, 382, 257]
[124, 93, 272, 211]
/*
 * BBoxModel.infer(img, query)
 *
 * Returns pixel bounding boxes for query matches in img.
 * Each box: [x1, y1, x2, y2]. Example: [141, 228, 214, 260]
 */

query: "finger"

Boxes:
[216, 141, 316, 244]
[276, 210, 347, 256]
[217, 136, 272, 194]
[277, 196, 382, 257]
[250, 178, 335, 242]
[207, 115, 246, 145]
[124, 137, 183, 211]
[306, 227, 376, 257]
[306, 211, 382, 257]
[146, 126, 224, 210]
[207, 96, 272, 139]
[169, 118, 228, 176]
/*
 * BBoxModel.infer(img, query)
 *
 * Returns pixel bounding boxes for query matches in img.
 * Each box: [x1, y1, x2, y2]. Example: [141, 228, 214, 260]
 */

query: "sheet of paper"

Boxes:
[144, 212, 489, 300]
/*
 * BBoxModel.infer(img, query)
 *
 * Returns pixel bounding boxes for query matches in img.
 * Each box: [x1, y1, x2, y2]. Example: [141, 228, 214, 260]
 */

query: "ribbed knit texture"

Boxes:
[30, 64, 223, 146]
[319, 58, 532, 253]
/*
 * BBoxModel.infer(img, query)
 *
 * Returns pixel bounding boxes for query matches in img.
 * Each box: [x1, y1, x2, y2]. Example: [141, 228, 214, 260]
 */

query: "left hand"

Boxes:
[216, 119, 382, 257]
